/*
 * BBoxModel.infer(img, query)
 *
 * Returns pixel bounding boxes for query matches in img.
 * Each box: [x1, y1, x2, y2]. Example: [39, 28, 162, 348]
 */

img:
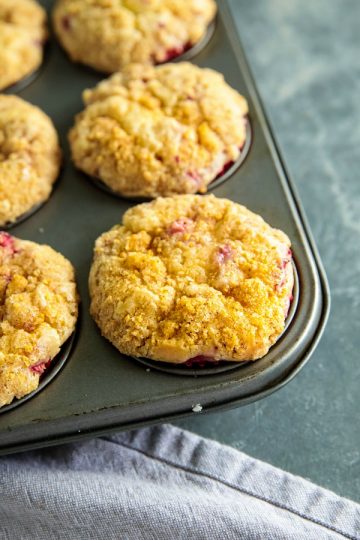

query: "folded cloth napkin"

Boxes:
[0, 424, 358, 539]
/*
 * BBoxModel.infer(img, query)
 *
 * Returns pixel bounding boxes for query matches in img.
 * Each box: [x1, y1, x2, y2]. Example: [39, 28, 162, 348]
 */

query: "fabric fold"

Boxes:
[0, 424, 359, 539]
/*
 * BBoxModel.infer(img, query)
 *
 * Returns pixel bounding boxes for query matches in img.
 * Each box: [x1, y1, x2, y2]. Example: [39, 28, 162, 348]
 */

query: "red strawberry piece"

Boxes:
[215, 160, 234, 180]
[185, 355, 216, 368]
[163, 41, 192, 62]
[216, 244, 233, 265]
[0, 232, 16, 254]
[186, 170, 202, 187]
[168, 217, 193, 235]
[276, 249, 293, 290]
[61, 15, 71, 30]
[30, 359, 52, 375]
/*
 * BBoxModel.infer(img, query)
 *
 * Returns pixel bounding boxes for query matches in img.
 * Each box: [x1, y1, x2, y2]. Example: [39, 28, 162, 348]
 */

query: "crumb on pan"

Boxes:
[192, 404, 203, 413]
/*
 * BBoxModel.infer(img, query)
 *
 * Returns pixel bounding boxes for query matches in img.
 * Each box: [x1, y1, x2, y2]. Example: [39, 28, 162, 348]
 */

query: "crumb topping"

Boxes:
[53, 0, 216, 73]
[0, 95, 61, 226]
[70, 63, 248, 197]
[0, 0, 47, 90]
[89, 195, 294, 363]
[0, 233, 78, 407]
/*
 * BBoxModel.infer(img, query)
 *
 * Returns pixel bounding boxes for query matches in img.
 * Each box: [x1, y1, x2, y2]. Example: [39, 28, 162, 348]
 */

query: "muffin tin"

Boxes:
[0, 0, 330, 455]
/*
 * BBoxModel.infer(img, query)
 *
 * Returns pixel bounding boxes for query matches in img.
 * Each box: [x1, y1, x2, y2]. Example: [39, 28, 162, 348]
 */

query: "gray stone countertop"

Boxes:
[175, 0, 360, 502]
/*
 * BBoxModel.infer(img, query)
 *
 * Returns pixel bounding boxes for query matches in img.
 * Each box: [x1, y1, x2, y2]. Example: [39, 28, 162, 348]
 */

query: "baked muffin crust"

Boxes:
[70, 63, 248, 197]
[0, 233, 78, 407]
[0, 0, 47, 90]
[89, 195, 294, 363]
[0, 95, 61, 226]
[53, 0, 216, 73]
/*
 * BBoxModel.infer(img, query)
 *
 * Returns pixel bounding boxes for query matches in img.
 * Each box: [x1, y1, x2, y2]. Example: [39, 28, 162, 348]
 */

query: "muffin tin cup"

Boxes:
[0, 0, 330, 456]
[3, 68, 43, 95]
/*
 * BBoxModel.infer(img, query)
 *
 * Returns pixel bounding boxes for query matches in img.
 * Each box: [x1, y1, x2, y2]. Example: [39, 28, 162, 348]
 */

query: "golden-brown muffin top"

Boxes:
[0, 233, 78, 407]
[89, 195, 294, 363]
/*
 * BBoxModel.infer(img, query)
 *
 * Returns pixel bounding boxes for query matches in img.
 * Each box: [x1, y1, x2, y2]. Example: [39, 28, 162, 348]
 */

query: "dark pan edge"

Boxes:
[3, 68, 42, 95]
[0, 330, 77, 414]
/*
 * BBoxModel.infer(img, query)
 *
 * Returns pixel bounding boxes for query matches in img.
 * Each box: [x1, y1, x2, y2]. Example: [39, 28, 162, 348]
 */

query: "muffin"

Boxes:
[0, 0, 47, 91]
[0, 233, 79, 407]
[70, 63, 249, 197]
[53, 0, 216, 73]
[0, 95, 61, 227]
[89, 194, 294, 364]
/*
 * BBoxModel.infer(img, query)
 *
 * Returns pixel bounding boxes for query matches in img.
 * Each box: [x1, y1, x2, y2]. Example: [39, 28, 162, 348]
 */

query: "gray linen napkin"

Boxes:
[0, 424, 359, 539]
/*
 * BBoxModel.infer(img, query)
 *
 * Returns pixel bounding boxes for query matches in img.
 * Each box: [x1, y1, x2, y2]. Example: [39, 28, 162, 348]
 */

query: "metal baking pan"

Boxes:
[0, 0, 330, 455]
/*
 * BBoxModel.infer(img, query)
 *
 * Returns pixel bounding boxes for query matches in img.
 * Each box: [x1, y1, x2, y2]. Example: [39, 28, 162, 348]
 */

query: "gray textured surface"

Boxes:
[175, 0, 360, 502]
